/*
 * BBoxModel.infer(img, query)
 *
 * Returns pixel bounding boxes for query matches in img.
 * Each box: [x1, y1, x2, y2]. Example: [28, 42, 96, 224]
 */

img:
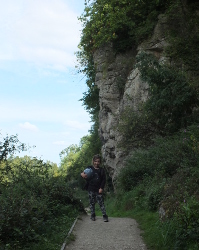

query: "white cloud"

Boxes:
[19, 122, 38, 132]
[0, 0, 81, 70]
[64, 120, 90, 130]
[0, 0, 88, 166]
[0, 101, 89, 123]
[53, 141, 67, 145]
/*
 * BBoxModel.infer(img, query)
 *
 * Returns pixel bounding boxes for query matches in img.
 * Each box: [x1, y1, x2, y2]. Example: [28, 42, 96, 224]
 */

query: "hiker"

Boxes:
[81, 154, 108, 222]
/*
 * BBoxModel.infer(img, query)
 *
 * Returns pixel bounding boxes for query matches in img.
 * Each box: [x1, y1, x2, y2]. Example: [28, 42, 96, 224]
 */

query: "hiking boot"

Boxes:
[90, 214, 95, 221]
[103, 215, 108, 222]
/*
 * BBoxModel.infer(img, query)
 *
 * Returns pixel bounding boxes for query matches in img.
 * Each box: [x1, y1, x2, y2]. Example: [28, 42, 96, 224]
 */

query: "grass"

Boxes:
[99, 193, 178, 250]
[59, 188, 199, 250]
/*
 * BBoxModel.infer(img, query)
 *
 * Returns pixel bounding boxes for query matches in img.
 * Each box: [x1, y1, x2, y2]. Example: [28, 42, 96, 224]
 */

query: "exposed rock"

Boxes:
[94, 15, 169, 185]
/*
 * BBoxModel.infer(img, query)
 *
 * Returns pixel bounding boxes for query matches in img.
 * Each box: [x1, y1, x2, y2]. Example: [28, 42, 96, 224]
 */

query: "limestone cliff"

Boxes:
[93, 14, 168, 182]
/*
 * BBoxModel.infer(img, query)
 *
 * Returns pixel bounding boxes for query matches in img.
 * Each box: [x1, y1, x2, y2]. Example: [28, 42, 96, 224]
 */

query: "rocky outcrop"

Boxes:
[93, 15, 169, 184]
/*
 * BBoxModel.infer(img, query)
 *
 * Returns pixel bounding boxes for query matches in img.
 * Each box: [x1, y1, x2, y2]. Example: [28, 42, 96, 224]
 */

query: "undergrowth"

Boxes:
[21, 213, 77, 250]
[103, 192, 199, 250]
[102, 124, 199, 249]
[0, 154, 83, 250]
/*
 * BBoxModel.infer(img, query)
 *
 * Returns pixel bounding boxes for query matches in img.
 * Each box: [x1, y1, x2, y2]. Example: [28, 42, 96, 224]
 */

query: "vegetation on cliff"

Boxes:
[3, 0, 198, 249]
[117, 52, 199, 150]
[76, 0, 171, 124]
[76, 0, 199, 249]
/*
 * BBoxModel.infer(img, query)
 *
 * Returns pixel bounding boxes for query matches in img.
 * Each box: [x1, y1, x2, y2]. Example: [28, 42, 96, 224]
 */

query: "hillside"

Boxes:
[77, 0, 199, 249]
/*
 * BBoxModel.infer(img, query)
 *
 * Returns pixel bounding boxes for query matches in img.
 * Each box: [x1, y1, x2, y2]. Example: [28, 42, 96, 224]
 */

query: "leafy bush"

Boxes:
[117, 106, 155, 150]
[115, 124, 199, 248]
[0, 151, 83, 249]
[145, 178, 166, 211]
[117, 53, 199, 150]
[136, 52, 199, 134]
[172, 198, 199, 249]
[165, 0, 199, 86]
[118, 123, 199, 203]
[0, 184, 49, 244]
[59, 132, 102, 184]
[118, 150, 154, 191]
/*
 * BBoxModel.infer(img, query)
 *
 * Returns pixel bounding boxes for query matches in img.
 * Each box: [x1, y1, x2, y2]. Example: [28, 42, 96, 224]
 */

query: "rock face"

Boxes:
[93, 15, 168, 183]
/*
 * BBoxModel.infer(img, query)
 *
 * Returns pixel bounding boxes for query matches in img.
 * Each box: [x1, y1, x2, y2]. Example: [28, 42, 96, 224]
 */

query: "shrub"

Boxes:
[173, 198, 199, 249]
[117, 106, 155, 150]
[136, 52, 199, 134]
[118, 124, 199, 208]
[0, 157, 83, 249]
[118, 150, 155, 191]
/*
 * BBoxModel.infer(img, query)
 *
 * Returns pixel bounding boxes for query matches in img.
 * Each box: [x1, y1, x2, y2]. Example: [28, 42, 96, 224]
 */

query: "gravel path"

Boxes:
[64, 214, 148, 250]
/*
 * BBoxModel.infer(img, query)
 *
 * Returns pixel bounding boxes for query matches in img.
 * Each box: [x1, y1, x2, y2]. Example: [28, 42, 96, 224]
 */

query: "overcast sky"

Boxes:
[0, 0, 91, 165]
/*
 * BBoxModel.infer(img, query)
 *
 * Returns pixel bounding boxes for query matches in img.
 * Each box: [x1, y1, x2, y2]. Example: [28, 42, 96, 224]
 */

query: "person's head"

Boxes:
[92, 154, 101, 168]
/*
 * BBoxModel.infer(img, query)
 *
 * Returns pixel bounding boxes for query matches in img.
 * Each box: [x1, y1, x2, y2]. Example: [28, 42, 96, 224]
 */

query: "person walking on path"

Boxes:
[81, 154, 108, 222]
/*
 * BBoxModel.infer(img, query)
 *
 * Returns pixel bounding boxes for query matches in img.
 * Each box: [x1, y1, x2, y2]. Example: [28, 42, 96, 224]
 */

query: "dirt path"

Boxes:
[64, 214, 148, 250]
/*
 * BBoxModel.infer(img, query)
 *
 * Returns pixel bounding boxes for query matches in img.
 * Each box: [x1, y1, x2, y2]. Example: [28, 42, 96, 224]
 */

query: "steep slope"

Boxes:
[94, 14, 169, 182]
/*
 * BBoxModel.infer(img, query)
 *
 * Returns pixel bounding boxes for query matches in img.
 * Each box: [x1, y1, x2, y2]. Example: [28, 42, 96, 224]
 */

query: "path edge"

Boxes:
[60, 216, 79, 250]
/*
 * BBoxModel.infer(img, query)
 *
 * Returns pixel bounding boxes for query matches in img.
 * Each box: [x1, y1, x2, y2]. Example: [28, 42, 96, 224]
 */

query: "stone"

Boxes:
[93, 15, 169, 186]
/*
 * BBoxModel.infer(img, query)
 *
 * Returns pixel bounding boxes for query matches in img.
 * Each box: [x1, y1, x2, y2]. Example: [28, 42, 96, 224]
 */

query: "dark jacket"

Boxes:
[84, 166, 106, 192]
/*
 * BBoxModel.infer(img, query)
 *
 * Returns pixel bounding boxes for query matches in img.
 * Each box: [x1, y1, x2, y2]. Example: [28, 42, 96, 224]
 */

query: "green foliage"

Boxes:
[80, 83, 99, 117]
[113, 124, 199, 248]
[21, 215, 76, 250]
[59, 124, 102, 185]
[117, 52, 199, 150]
[77, 0, 199, 153]
[136, 52, 199, 133]
[76, 39, 98, 122]
[79, 0, 168, 53]
[103, 194, 177, 249]
[117, 123, 199, 201]
[76, 0, 170, 146]
[0, 135, 84, 249]
[117, 106, 155, 150]
[59, 144, 81, 177]
[74, 1, 199, 249]
[58, 121, 114, 198]
[0, 134, 27, 161]
[165, 0, 199, 87]
[173, 197, 199, 249]
[118, 151, 154, 191]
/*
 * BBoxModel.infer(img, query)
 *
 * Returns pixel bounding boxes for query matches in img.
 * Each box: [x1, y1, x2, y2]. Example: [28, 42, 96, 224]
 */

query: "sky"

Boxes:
[0, 0, 92, 166]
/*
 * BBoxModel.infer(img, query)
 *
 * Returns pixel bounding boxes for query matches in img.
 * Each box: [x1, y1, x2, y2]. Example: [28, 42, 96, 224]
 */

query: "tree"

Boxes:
[0, 134, 26, 161]
[59, 131, 101, 184]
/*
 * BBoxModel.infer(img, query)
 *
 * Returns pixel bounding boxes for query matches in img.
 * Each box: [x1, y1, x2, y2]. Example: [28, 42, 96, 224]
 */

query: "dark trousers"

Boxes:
[88, 191, 106, 216]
